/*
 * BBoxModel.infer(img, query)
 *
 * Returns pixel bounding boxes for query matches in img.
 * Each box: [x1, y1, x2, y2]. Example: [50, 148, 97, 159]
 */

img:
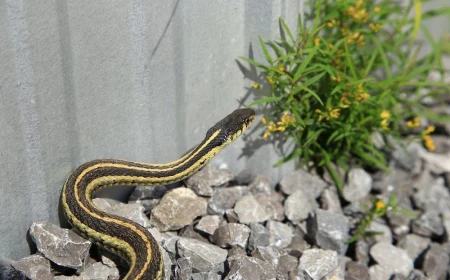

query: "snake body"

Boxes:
[61, 108, 255, 279]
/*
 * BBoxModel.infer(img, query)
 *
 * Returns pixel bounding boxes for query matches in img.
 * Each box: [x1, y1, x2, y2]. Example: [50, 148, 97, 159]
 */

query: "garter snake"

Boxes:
[61, 108, 255, 280]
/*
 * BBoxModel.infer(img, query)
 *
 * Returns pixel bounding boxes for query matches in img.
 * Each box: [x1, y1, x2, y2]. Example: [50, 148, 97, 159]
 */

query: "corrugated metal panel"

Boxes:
[0, 0, 302, 260]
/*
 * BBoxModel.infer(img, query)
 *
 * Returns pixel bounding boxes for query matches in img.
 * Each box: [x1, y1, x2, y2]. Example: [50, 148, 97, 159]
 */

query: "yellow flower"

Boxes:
[251, 82, 260, 89]
[425, 125, 435, 134]
[315, 109, 324, 121]
[263, 131, 271, 139]
[328, 108, 341, 119]
[369, 23, 383, 32]
[423, 135, 435, 151]
[375, 200, 385, 211]
[314, 38, 320, 46]
[374, 6, 381, 13]
[260, 117, 267, 125]
[330, 74, 342, 83]
[267, 76, 275, 85]
[278, 65, 285, 72]
[340, 94, 352, 108]
[380, 110, 391, 119]
[355, 91, 370, 101]
[406, 117, 420, 128]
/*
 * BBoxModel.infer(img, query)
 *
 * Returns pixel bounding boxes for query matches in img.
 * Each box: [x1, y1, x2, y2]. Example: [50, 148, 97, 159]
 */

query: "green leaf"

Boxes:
[279, 18, 295, 43]
[293, 46, 318, 83]
[259, 36, 273, 64]
[248, 96, 282, 106]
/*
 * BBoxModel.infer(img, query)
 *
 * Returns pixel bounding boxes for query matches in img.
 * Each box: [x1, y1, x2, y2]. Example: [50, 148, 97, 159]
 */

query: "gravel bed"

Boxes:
[2, 136, 450, 279]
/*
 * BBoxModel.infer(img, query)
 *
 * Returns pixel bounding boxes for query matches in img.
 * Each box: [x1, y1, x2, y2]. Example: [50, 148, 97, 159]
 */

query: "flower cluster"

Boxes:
[421, 125, 435, 151]
[261, 111, 296, 139]
[315, 107, 341, 122]
[380, 110, 390, 130]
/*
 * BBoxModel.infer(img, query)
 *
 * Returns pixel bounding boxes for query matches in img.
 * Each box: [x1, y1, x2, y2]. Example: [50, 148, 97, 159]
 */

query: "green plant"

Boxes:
[242, 0, 450, 193]
[347, 195, 416, 244]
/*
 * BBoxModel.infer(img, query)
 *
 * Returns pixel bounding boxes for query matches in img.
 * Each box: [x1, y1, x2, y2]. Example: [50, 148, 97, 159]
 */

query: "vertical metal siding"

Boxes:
[0, 0, 301, 260]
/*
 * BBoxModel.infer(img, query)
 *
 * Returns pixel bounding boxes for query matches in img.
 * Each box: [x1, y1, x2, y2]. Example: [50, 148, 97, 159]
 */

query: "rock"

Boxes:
[129, 184, 178, 200]
[11, 254, 52, 280]
[130, 198, 160, 214]
[80, 262, 120, 280]
[285, 189, 317, 224]
[195, 215, 221, 236]
[397, 234, 430, 262]
[191, 272, 221, 280]
[366, 221, 393, 245]
[161, 247, 173, 279]
[175, 257, 192, 280]
[253, 193, 285, 221]
[368, 264, 393, 280]
[407, 269, 428, 280]
[371, 131, 385, 149]
[225, 256, 277, 280]
[411, 212, 444, 237]
[207, 186, 248, 215]
[286, 235, 311, 257]
[234, 169, 256, 185]
[251, 246, 298, 279]
[320, 188, 343, 215]
[248, 175, 274, 194]
[179, 225, 209, 243]
[212, 223, 250, 249]
[225, 209, 239, 223]
[177, 238, 227, 273]
[387, 211, 412, 237]
[298, 248, 339, 280]
[29, 222, 91, 269]
[248, 222, 270, 251]
[227, 246, 247, 261]
[354, 240, 370, 266]
[418, 147, 450, 174]
[389, 138, 421, 171]
[413, 177, 450, 214]
[422, 243, 449, 280]
[370, 241, 413, 277]
[0, 258, 27, 280]
[345, 261, 369, 280]
[343, 168, 372, 202]
[279, 169, 328, 198]
[185, 166, 233, 196]
[93, 198, 151, 228]
[311, 209, 350, 254]
[234, 194, 269, 224]
[267, 221, 293, 248]
[150, 187, 207, 231]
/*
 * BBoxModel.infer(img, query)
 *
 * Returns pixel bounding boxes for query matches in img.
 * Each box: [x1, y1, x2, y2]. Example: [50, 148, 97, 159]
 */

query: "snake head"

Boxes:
[205, 108, 255, 145]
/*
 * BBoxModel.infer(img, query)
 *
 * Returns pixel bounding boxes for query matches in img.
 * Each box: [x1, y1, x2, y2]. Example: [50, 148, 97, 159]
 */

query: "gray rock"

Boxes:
[207, 186, 249, 215]
[387, 211, 412, 237]
[413, 178, 450, 214]
[248, 175, 274, 194]
[407, 269, 428, 280]
[418, 147, 450, 174]
[212, 223, 251, 249]
[162, 236, 186, 256]
[298, 248, 339, 280]
[11, 254, 52, 280]
[371, 131, 385, 149]
[355, 240, 370, 266]
[285, 189, 317, 224]
[320, 188, 343, 215]
[179, 225, 209, 243]
[422, 243, 449, 280]
[177, 238, 227, 273]
[225, 256, 277, 280]
[279, 169, 328, 198]
[185, 166, 233, 196]
[150, 187, 207, 231]
[234, 169, 256, 185]
[397, 234, 431, 261]
[234, 194, 269, 224]
[267, 221, 293, 248]
[252, 246, 298, 279]
[195, 215, 221, 236]
[227, 246, 247, 262]
[311, 209, 349, 254]
[411, 212, 444, 237]
[129, 198, 160, 214]
[366, 221, 393, 245]
[286, 235, 311, 257]
[248, 222, 270, 251]
[175, 257, 192, 280]
[79, 262, 120, 280]
[345, 261, 369, 280]
[389, 138, 420, 171]
[370, 241, 413, 277]
[93, 198, 151, 228]
[253, 193, 285, 221]
[129, 184, 178, 200]
[191, 271, 221, 280]
[225, 209, 239, 223]
[343, 168, 372, 202]
[161, 248, 173, 280]
[0, 258, 27, 280]
[29, 222, 91, 269]
[368, 264, 393, 280]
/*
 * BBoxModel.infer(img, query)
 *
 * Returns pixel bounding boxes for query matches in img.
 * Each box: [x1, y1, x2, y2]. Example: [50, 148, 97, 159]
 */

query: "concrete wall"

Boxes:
[0, 0, 301, 260]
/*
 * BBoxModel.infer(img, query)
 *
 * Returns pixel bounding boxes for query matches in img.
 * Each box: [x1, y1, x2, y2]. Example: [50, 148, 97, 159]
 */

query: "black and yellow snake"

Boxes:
[61, 108, 255, 279]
